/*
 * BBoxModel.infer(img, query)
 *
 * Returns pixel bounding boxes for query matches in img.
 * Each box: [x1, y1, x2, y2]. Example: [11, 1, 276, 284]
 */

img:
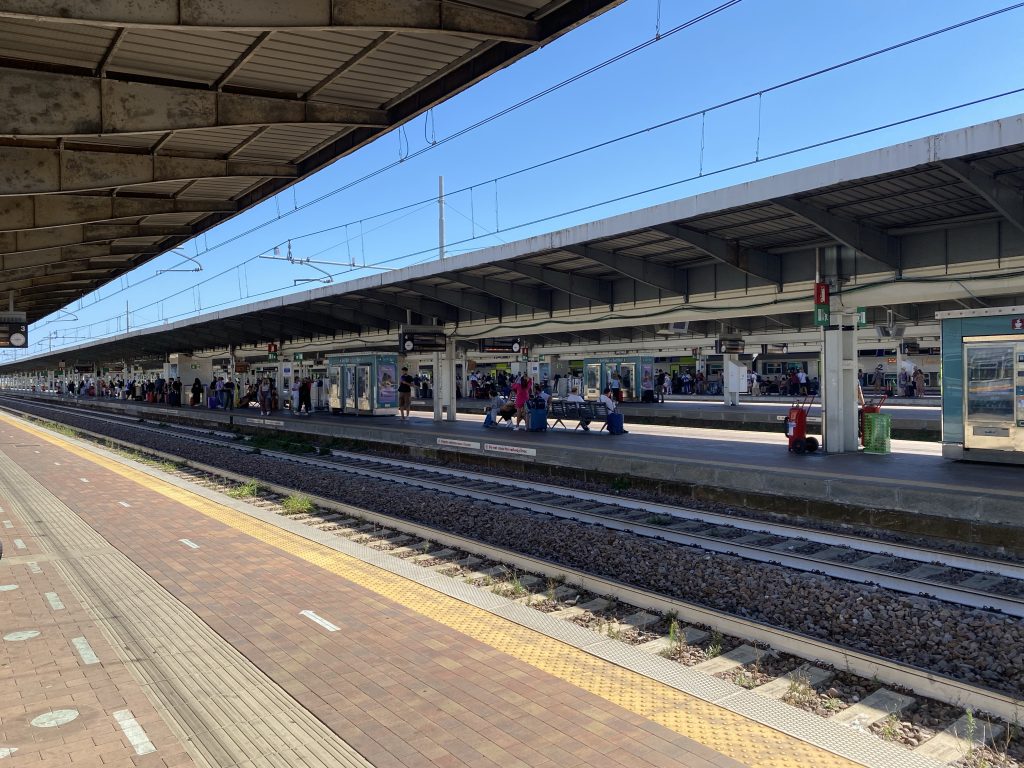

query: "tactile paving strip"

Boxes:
[5, 412, 943, 768]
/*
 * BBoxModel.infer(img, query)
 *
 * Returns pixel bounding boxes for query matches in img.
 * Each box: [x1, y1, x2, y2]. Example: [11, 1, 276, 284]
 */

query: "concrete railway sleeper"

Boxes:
[6, 409, 1024, 768]
[6, 403, 1024, 704]
[5, 397, 1024, 617]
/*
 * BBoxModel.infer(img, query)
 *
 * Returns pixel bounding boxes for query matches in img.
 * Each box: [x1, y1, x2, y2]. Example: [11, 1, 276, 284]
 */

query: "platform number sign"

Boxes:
[0, 322, 28, 347]
[856, 307, 867, 327]
[813, 306, 830, 327]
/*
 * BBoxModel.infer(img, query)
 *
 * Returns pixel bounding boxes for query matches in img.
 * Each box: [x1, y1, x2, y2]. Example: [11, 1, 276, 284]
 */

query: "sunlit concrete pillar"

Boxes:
[822, 309, 859, 453]
[432, 351, 443, 421]
[445, 337, 458, 422]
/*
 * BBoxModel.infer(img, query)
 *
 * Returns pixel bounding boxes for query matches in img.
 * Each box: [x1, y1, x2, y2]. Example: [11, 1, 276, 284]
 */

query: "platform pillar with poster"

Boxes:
[821, 304, 859, 454]
[722, 356, 744, 406]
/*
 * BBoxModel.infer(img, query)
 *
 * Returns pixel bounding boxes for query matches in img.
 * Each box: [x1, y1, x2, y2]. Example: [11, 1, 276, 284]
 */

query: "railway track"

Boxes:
[6, 395, 1024, 619]
[3, 396, 1023, 766]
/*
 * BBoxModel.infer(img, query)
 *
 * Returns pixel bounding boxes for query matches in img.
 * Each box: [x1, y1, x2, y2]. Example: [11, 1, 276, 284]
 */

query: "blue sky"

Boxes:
[13, 0, 1024, 360]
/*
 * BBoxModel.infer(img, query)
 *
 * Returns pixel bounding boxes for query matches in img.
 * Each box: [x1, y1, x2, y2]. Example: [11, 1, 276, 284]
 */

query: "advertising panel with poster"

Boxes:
[378, 361, 397, 408]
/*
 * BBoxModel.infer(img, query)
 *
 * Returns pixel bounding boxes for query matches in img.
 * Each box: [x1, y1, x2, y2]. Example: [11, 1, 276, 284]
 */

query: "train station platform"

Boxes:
[3, 392, 1022, 550]
[409, 398, 940, 441]
[0, 412, 925, 768]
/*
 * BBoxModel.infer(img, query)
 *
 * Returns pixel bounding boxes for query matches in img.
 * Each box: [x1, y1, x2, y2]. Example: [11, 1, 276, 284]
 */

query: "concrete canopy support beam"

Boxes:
[0, 147, 295, 195]
[449, 272, 551, 312]
[306, 305, 390, 333]
[652, 223, 782, 287]
[561, 243, 688, 296]
[0, 0, 542, 43]
[773, 196, 901, 273]
[309, 298, 406, 326]
[0, 195, 234, 231]
[503, 262, 613, 305]
[0, 243, 152, 271]
[0, 70, 389, 136]
[402, 284, 500, 317]
[939, 159, 1024, 235]
[0, 223, 190, 256]
[361, 291, 458, 324]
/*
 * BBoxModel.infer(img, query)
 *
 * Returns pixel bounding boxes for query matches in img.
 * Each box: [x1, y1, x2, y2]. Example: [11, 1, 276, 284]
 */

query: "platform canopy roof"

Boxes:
[5, 113, 1024, 371]
[0, 0, 624, 322]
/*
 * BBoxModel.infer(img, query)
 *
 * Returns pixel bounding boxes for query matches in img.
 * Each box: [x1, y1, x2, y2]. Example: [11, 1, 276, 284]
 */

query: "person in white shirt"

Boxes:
[598, 387, 617, 411]
[565, 387, 591, 431]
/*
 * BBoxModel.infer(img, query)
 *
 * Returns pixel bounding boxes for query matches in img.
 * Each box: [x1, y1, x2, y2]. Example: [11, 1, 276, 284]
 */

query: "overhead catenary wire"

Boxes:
[32, 0, 1021, 336]
[15, 83, 1024, 356]
[15, 4, 1024, 355]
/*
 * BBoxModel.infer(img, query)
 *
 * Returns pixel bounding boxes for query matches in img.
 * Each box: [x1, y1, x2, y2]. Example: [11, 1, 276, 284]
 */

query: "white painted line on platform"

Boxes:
[13, 539, 25, 550]
[437, 438, 480, 449]
[0, 747, 18, 758]
[79, 478, 89, 483]
[483, 443, 537, 457]
[113, 710, 155, 755]
[118, 501, 131, 508]
[1, 520, 11, 528]
[32, 450, 39, 454]
[26, 562, 41, 575]
[53, 462, 60, 466]
[0, 585, 18, 592]
[71, 637, 99, 665]
[178, 539, 199, 549]
[44, 592, 65, 611]
[299, 610, 339, 632]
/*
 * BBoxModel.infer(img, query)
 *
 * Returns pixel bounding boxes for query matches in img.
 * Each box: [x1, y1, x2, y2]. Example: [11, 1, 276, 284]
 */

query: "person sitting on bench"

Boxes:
[565, 387, 591, 431]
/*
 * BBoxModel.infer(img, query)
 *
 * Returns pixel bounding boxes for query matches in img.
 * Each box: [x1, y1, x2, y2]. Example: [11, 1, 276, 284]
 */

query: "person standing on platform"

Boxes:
[298, 377, 312, 415]
[258, 377, 272, 416]
[290, 377, 300, 415]
[609, 371, 622, 402]
[397, 367, 413, 420]
[655, 370, 667, 403]
[190, 378, 202, 407]
[511, 374, 531, 430]
[913, 367, 926, 399]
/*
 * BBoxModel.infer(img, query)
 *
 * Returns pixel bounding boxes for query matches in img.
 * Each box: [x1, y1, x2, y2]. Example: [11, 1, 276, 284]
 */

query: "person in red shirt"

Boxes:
[511, 374, 531, 430]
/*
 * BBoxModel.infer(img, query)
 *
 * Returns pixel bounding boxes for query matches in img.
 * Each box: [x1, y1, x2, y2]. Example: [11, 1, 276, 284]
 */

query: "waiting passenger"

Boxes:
[483, 387, 503, 429]
[190, 378, 202, 407]
[566, 386, 592, 431]
[599, 387, 617, 412]
[258, 377, 272, 416]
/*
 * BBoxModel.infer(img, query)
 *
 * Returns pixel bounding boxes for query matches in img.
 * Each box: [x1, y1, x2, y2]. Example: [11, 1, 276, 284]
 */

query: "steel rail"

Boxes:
[7, 401, 1021, 725]
[5, 395, 1024, 619]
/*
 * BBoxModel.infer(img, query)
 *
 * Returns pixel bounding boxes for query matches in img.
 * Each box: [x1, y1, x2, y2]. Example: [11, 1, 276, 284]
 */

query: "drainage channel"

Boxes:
[6, 396, 1024, 619]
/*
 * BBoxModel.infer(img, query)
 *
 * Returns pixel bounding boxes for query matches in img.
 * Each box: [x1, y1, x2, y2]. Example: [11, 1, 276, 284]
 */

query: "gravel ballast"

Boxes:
[14, 403, 1024, 700]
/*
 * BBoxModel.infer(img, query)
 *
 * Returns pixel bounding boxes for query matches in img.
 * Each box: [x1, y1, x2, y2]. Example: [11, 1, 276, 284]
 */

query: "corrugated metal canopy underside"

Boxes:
[10, 117, 1024, 370]
[0, 0, 624, 321]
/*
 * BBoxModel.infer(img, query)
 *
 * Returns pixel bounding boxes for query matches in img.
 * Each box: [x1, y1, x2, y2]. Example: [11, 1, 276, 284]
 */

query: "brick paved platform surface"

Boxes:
[0, 413, 877, 768]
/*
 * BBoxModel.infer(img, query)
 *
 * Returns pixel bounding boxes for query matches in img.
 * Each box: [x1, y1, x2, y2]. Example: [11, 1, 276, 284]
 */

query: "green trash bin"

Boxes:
[862, 412, 891, 455]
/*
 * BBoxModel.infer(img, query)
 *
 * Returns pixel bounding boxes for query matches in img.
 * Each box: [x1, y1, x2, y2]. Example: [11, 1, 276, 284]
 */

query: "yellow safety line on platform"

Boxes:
[3, 413, 862, 768]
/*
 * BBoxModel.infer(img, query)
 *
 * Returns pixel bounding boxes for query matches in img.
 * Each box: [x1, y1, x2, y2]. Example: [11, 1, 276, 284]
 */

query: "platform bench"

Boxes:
[547, 400, 612, 431]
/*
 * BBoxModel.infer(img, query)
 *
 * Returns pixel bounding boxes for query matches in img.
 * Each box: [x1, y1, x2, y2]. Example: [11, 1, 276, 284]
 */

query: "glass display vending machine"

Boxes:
[937, 306, 1024, 463]
[326, 353, 398, 416]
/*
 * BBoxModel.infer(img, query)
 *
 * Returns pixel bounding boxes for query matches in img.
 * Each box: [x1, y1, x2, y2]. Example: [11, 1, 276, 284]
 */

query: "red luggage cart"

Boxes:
[784, 394, 819, 454]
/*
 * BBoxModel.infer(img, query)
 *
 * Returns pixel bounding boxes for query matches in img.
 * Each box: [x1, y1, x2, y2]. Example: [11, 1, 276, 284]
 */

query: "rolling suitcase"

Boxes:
[606, 412, 626, 435]
[527, 407, 548, 432]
